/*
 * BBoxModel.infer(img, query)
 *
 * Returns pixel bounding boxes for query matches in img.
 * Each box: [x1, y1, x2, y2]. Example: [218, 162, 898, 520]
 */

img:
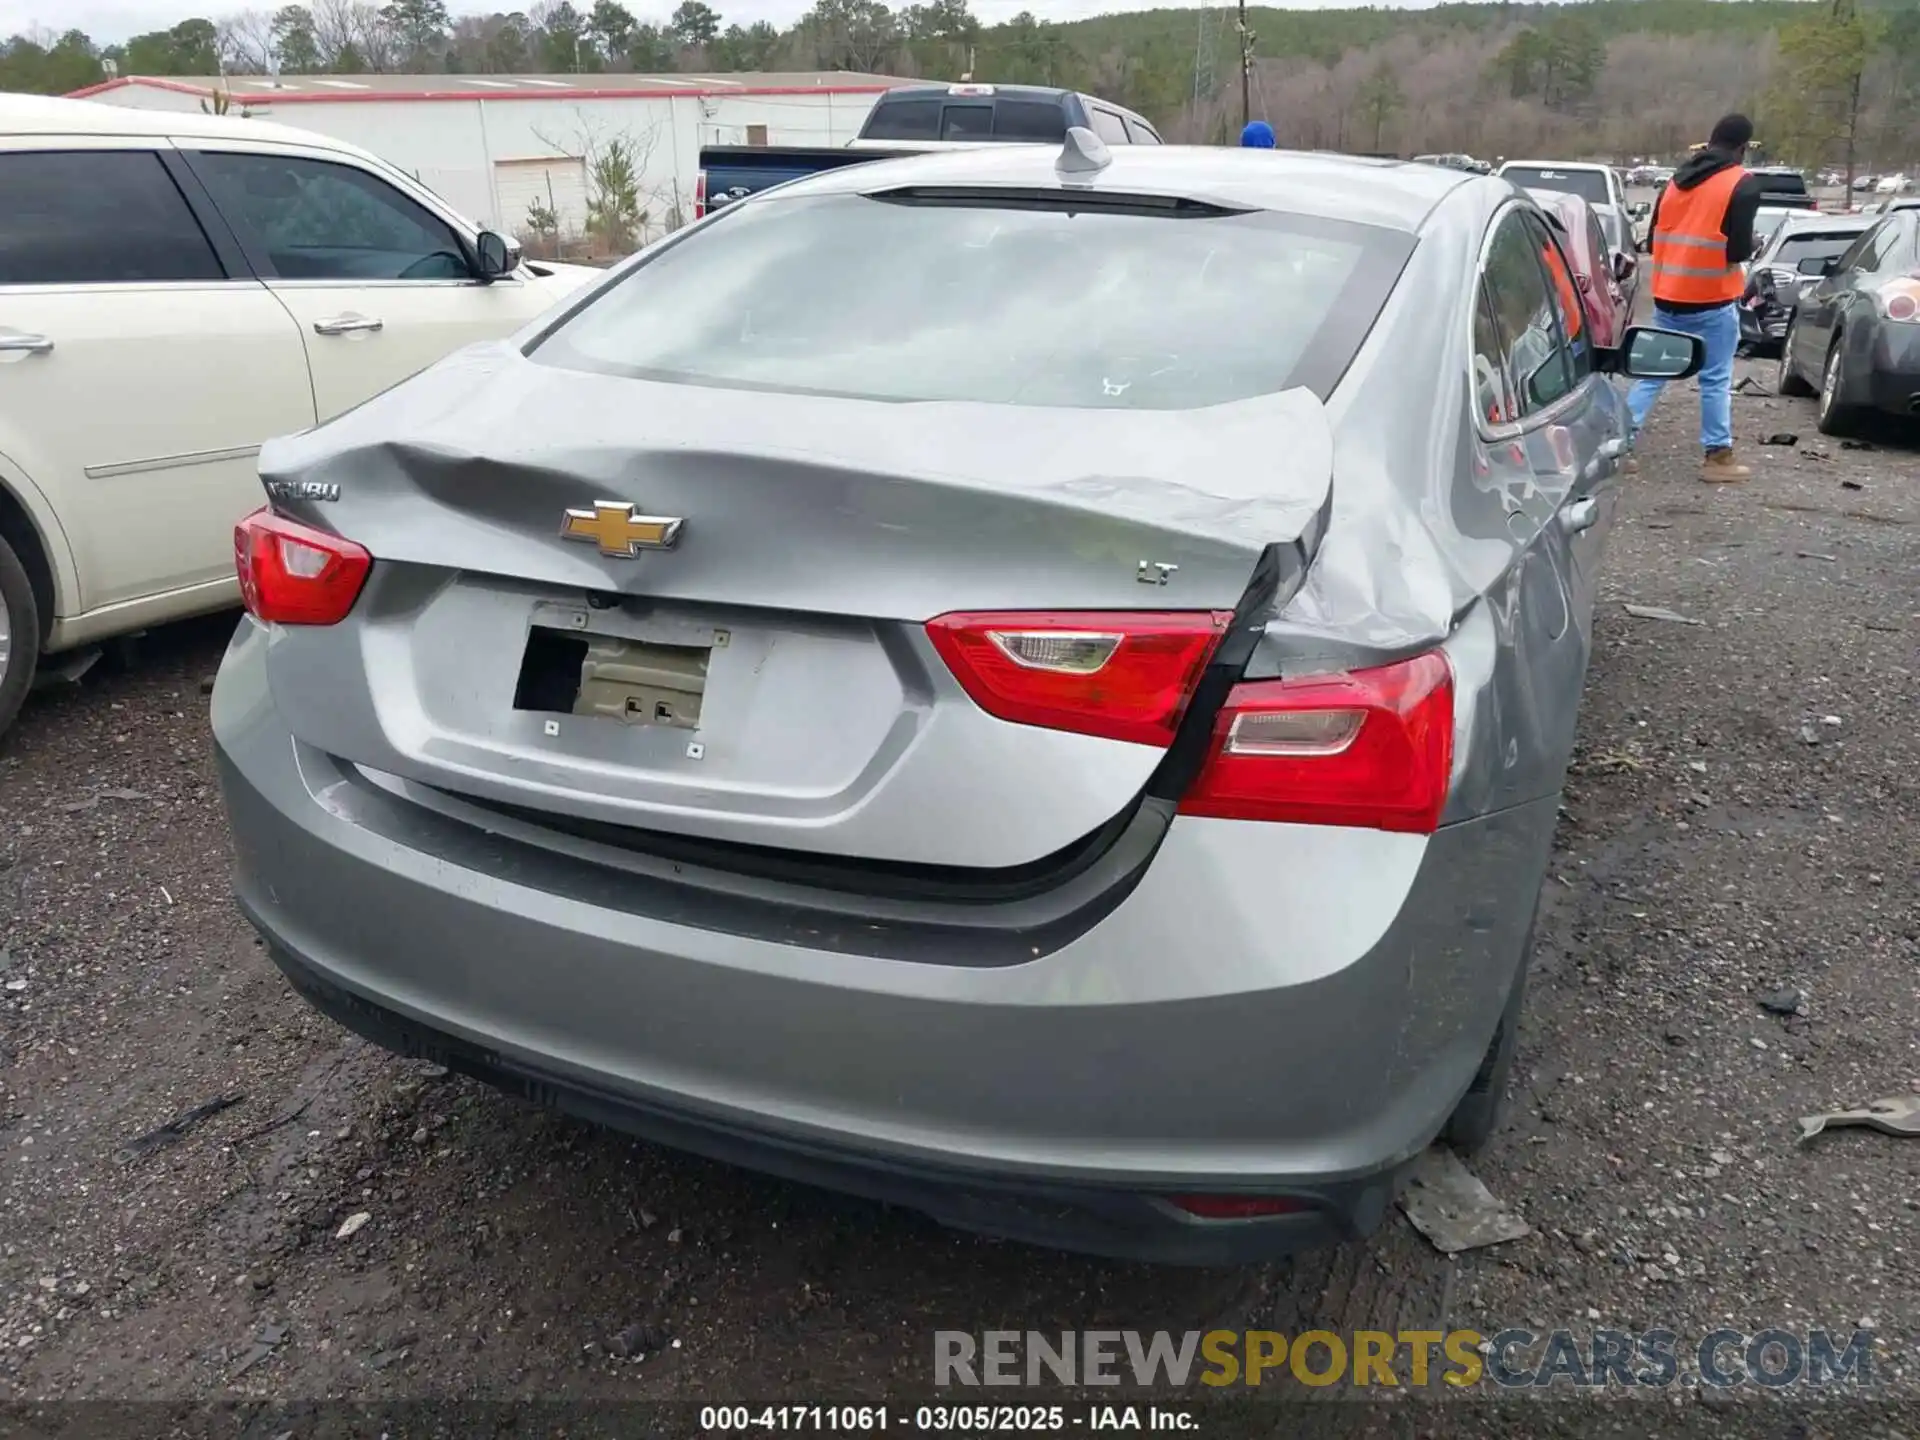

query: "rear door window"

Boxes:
[1088, 109, 1130, 145]
[1481, 209, 1578, 418]
[860, 98, 940, 140]
[990, 100, 1068, 142]
[0, 150, 225, 286]
[1126, 119, 1161, 145]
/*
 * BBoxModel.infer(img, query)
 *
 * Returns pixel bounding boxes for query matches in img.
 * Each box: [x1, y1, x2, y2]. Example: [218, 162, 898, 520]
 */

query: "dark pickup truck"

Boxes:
[694, 83, 1163, 218]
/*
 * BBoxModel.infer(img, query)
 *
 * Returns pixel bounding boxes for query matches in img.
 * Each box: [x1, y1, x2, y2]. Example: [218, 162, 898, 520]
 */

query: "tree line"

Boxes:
[4, 0, 1919, 169]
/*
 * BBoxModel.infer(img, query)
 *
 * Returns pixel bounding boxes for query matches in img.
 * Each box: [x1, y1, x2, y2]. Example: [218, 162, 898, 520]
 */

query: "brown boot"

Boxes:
[1700, 447, 1752, 483]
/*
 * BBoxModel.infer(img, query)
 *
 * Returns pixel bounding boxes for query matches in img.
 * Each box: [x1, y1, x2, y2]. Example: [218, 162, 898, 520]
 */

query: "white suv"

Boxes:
[0, 94, 601, 737]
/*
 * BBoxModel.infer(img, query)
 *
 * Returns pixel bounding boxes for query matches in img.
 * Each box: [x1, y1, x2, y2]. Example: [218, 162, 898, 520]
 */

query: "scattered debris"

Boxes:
[1398, 1147, 1531, 1253]
[59, 788, 151, 814]
[1797, 551, 1838, 562]
[1644, 521, 1674, 530]
[231, 1322, 289, 1378]
[1864, 621, 1902, 633]
[1840, 479, 1864, 491]
[1839, 439, 1875, 451]
[1623, 603, 1704, 626]
[1799, 722, 1822, 746]
[1797, 1095, 1920, 1145]
[1821, 714, 1843, 727]
[368, 1347, 411, 1371]
[3, 979, 24, 993]
[30, 648, 101, 689]
[1759, 432, 1799, 446]
[413, 1061, 450, 1081]
[1758, 987, 1807, 1016]
[1733, 376, 1770, 396]
[122, 1093, 244, 1159]
[335, 1212, 372, 1240]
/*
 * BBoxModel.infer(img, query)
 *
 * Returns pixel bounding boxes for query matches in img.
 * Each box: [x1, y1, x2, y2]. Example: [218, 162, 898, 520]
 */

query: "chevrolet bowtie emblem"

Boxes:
[560, 501, 684, 558]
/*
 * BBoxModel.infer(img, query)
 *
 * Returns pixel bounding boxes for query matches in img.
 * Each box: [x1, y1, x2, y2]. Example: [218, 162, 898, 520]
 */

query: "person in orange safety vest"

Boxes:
[1628, 113, 1766, 483]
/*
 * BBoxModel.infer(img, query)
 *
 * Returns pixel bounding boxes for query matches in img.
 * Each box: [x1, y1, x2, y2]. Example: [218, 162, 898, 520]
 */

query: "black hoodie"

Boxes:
[1649, 148, 1766, 312]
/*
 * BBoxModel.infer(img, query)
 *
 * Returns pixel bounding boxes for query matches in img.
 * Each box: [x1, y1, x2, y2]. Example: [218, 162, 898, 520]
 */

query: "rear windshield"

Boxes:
[993, 99, 1069, 141]
[1774, 230, 1863, 266]
[533, 193, 1413, 409]
[1505, 166, 1610, 206]
[1757, 172, 1809, 194]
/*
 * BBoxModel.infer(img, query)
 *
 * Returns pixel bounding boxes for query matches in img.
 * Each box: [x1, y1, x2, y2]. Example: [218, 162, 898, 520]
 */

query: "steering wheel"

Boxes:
[398, 250, 469, 281]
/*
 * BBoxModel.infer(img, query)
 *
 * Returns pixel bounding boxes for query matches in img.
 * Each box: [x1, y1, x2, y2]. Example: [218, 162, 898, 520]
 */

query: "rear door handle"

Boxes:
[1561, 496, 1601, 534]
[312, 314, 384, 335]
[0, 331, 55, 356]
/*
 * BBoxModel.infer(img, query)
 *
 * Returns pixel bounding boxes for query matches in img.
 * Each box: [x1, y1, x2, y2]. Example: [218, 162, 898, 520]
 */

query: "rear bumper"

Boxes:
[1739, 300, 1789, 349]
[213, 620, 1555, 1264]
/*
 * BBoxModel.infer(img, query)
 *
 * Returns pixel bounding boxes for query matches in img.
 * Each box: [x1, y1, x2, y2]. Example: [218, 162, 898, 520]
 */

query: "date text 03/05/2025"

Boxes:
[699, 1406, 1195, 1432]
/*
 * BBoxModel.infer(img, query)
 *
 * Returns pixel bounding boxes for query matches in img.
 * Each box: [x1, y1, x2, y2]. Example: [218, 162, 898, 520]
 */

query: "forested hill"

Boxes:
[4, 0, 1916, 164]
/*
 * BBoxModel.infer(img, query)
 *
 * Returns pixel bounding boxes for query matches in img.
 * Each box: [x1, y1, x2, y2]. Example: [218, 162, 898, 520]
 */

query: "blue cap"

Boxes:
[1240, 121, 1276, 149]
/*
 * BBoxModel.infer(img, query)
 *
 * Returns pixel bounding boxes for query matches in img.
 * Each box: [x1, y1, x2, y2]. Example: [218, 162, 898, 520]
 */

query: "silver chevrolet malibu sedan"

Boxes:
[213, 136, 1700, 1264]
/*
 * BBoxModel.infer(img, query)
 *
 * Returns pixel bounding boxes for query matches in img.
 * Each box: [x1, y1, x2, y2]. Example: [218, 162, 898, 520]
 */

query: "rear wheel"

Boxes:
[1442, 906, 1535, 1154]
[1816, 336, 1859, 435]
[0, 533, 41, 743]
[1777, 319, 1815, 397]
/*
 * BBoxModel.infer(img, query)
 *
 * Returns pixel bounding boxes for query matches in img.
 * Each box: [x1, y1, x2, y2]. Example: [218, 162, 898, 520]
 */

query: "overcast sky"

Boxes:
[3, 0, 1452, 45]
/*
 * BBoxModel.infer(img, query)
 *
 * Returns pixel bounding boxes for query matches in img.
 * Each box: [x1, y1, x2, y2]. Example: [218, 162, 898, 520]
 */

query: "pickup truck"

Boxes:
[694, 83, 1163, 218]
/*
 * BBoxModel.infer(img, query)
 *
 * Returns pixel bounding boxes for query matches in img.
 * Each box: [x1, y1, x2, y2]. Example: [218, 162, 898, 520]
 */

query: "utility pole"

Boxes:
[1237, 0, 1253, 130]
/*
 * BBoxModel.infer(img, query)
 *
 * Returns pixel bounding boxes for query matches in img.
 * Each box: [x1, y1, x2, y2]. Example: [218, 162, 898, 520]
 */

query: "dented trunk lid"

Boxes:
[254, 344, 1332, 869]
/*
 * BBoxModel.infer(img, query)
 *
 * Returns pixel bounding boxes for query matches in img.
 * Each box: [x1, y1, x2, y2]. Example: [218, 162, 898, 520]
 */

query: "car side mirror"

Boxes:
[474, 229, 520, 281]
[1629, 201, 1651, 219]
[1605, 325, 1704, 380]
[1612, 250, 1637, 282]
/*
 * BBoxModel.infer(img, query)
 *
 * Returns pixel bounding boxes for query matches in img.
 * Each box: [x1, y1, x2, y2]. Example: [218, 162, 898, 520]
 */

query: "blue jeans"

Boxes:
[1628, 302, 1739, 452]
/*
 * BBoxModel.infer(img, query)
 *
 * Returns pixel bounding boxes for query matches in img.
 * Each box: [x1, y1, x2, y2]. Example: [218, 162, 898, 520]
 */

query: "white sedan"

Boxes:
[0, 94, 600, 737]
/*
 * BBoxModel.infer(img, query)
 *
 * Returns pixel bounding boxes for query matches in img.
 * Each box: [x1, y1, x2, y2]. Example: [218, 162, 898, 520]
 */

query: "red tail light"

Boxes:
[925, 610, 1232, 747]
[1179, 651, 1454, 833]
[693, 169, 708, 219]
[234, 506, 371, 626]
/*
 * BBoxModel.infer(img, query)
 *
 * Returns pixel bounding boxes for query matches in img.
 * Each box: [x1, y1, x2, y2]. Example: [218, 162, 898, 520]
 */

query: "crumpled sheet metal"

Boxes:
[260, 342, 1338, 619]
[1258, 176, 1607, 674]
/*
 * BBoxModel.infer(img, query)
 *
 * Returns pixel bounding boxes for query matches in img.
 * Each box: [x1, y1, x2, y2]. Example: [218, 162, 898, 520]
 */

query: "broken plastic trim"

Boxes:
[1146, 498, 1331, 803]
[867, 186, 1247, 219]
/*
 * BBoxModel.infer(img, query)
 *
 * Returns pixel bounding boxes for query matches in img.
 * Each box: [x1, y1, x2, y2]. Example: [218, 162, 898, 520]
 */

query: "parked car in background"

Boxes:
[1413, 153, 1485, 172]
[1750, 167, 1817, 212]
[1779, 206, 1920, 432]
[696, 84, 1160, 218]
[1527, 188, 1634, 347]
[1739, 212, 1875, 354]
[1496, 160, 1634, 269]
[1874, 173, 1909, 195]
[1864, 194, 1920, 218]
[1752, 205, 1802, 258]
[213, 137, 1699, 1265]
[0, 94, 600, 740]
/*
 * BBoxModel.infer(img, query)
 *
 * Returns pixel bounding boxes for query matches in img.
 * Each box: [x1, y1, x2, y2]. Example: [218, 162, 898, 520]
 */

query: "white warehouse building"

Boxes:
[70, 70, 914, 246]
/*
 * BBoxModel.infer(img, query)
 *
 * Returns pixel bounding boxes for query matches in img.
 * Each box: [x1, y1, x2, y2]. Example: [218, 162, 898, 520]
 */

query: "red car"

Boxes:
[1527, 189, 1633, 349]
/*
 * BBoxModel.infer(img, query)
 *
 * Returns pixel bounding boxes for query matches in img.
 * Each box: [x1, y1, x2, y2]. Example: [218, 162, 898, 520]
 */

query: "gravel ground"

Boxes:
[2, 361, 1916, 1430]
